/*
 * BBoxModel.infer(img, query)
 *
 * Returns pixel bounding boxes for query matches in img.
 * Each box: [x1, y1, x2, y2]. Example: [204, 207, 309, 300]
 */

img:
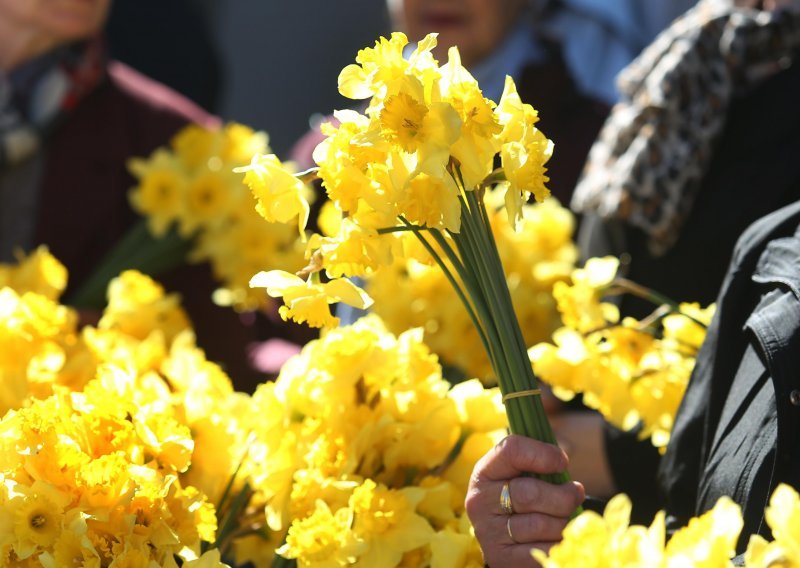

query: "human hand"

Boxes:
[465, 435, 585, 567]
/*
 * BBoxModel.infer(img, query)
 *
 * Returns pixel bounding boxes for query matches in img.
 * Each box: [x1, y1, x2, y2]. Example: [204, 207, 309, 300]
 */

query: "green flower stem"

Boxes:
[612, 277, 678, 309]
[423, 230, 498, 365]
[424, 231, 526, 433]
[399, 218, 491, 357]
[294, 167, 321, 184]
[214, 483, 254, 557]
[416, 214, 529, 437]
[428, 227, 508, 382]
[611, 277, 708, 328]
[471, 191, 560, 442]
[66, 220, 191, 309]
[455, 201, 540, 440]
[440, 166, 568, 486]
[471, 193, 535, 369]
[635, 304, 673, 333]
[212, 434, 255, 539]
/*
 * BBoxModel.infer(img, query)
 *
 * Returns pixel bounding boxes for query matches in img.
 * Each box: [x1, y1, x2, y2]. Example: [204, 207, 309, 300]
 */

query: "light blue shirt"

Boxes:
[468, 20, 549, 102]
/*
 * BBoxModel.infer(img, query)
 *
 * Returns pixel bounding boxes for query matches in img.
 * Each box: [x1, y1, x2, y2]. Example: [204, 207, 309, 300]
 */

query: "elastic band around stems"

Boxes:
[502, 389, 542, 403]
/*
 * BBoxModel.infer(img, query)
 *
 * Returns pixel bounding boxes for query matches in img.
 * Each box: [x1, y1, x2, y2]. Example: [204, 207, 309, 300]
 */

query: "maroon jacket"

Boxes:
[34, 61, 270, 390]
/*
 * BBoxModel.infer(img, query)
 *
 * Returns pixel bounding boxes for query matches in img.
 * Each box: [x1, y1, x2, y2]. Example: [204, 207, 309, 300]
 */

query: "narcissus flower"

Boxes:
[531, 254, 715, 449]
[277, 500, 364, 567]
[128, 149, 187, 236]
[337, 32, 438, 102]
[745, 483, 800, 567]
[238, 153, 310, 239]
[349, 480, 435, 568]
[0, 247, 67, 301]
[250, 270, 373, 328]
[242, 314, 509, 566]
[534, 494, 744, 567]
[553, 256, 620, 334]
[125, 121, 304, 312]
[99, 269, 191, 343]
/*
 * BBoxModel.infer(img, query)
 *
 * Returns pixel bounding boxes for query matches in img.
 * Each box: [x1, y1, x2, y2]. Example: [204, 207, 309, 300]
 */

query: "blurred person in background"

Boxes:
[382, 0, 695, 202]
[0, 0, 272, 390]
[105, 0, 223, 113]
[564, 0, 800, 522]
[292, 0, 692, 327]
[466, 1, 800, 565]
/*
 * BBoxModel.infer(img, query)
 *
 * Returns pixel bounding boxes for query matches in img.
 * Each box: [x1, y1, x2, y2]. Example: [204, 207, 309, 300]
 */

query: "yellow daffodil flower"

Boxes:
[349, 480, 435, 567]
[535, 494, 744, 567]
[553, 256, 620, 334]
[128, 148, 187, 237]
[746, 484, 800, 567]
[307, 218, 396, 279]
[237, 153, 310, 239]
[338, 32, 439, 103]
[99, 270, 191, 343]
[0, 247, 67, 301]
[250, 270, 373, 328]
[171, 123, 217, 170]
[178, 170, 240, 237]
[440, 47, 501, 190]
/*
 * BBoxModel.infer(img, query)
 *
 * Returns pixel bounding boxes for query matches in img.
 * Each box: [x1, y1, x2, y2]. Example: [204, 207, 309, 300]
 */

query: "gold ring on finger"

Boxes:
[507, 516, 518, 544]
[500, 481, 514, 515]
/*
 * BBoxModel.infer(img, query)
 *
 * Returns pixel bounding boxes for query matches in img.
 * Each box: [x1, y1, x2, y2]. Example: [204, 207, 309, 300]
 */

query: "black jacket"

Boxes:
[591, 59, 800, 523]
[659, 200, 800, 554]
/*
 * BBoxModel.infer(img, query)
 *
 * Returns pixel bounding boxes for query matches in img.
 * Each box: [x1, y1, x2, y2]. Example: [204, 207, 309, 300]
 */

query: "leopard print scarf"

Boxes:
[570, 0, 800, 256]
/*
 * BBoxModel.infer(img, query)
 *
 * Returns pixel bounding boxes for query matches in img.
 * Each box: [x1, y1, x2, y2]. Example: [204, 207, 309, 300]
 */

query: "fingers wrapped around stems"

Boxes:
[465, 435, 585, 567]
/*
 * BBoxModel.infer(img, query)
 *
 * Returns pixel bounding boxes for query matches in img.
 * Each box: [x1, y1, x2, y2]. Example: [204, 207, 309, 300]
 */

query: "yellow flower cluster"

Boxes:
[1, 257, 200, 413]
[534, 492, 742, 567]
[535, 483, 800, 567]
[244, 32, 553, 328]
[0, 370, 226, 566]
[247, 315, 508, 567]
[0, 248, 79, 415]
[0, 248, 258, 566]
[0, 246, 67, 301]
[367, 195, 576, 381]
[129, 122, 307, 312]
[2, 249, 514, 567]
[529, 257, 716, 448]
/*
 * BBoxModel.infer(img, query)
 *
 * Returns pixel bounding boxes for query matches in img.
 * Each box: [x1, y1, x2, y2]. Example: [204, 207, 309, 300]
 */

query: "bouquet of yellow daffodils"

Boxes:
[68, 122, 307, 313]
[241, 32, 563, 480]
[534, 483, 800, 567]
[529, 257, 715, 450]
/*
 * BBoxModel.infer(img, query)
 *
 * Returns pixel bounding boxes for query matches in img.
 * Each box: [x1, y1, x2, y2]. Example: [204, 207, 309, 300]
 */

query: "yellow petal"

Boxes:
[322, 278, 374, 309]
[338, 64, 372, 99]
[249, 270, 304, 292]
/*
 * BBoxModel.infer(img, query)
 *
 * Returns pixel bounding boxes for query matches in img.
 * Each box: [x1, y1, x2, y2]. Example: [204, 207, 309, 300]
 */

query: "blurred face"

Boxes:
[0, 0, 111, 44]
[386, 0, 527, 68]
